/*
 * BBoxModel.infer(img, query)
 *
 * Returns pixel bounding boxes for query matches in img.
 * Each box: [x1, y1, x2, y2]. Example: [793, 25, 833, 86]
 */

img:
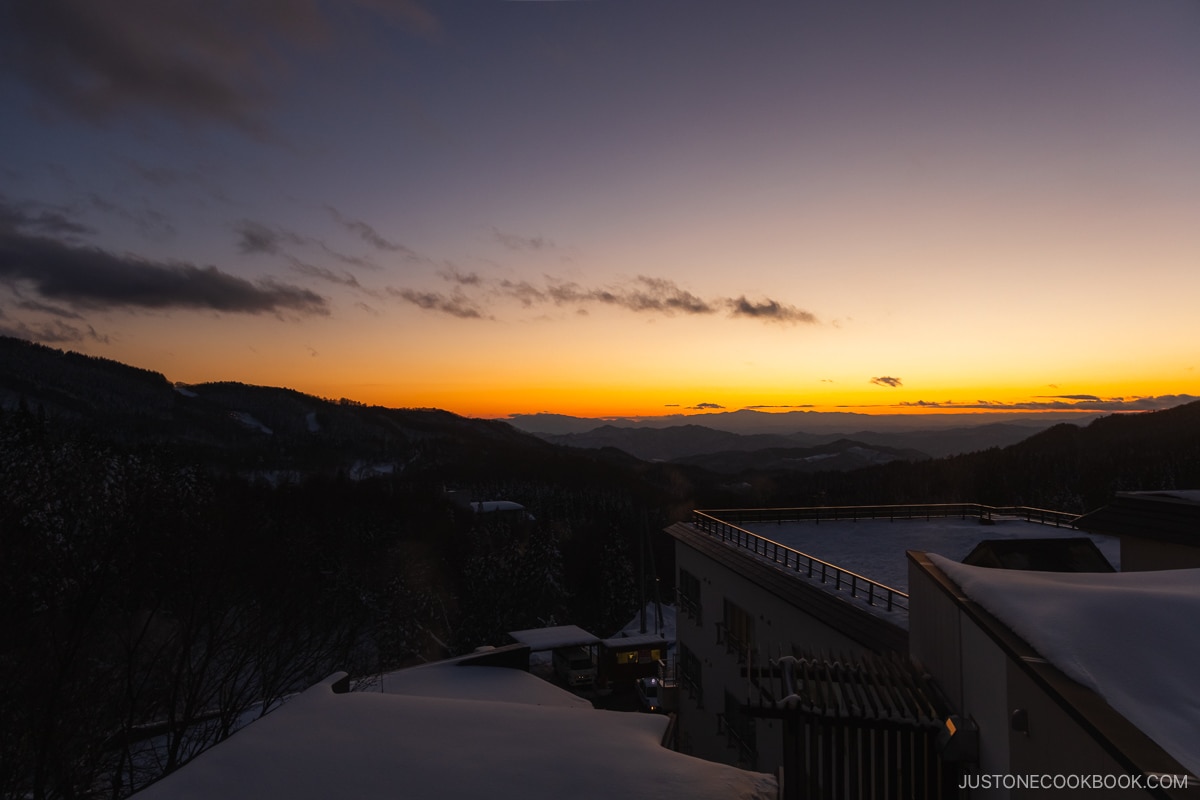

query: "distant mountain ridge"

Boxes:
[539, 424, 815, 461]
[0, 336, 562, 480]
[535, 419, 1069, 462]
[5, 335, 1200, 512]
[505, 408, 1106, 437]
[672, 439, 930, 474]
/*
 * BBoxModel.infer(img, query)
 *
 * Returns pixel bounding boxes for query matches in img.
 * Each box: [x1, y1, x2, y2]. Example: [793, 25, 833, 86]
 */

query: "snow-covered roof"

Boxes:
[739, 516, 1120, 592]
[614, 602, 677, 643]
[134, 669, 776, 800]
[601, 632, 670, 649]
[509, 624, 599, 650]
[379, 662, 590, 709]
[474, 500, 526, 513]
[927, 554, 1200, 778]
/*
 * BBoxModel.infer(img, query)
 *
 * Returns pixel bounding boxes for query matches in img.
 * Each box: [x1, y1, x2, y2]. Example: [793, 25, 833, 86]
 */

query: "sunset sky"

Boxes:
[2, 0, 1198, 419]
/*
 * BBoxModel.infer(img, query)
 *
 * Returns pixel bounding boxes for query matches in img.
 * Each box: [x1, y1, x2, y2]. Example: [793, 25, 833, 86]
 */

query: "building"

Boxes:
[1074, 490, 1200, 571]
[666, 502, 1200, 798]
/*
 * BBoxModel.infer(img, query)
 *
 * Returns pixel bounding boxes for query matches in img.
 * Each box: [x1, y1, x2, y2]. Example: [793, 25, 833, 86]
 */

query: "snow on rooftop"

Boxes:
[602, 632, 670, 649]
[927, 554, 1200, 778]
[738, 516, 1120, 593]
[135, 671, 776, 800]
[509, 624, 599, 651]
[378, 663, 590, 709]
[614, 602, 676, 643]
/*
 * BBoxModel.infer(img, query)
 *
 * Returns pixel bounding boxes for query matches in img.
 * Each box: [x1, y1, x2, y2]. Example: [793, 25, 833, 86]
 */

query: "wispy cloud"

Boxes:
[0, 0, 439, 133]
[0, 196, 93, 238]
[235, 220, 303, 255]
[744, 404, 816, 409]
[438, 267, 484, 286]
[871, 376, 903, 388]
[327, 207, 417, 256]
[85, 193, 175, 241]
[688, 402, 725, 410]
[896, 395, 1199, 412]
[288, 258, 366, 291]
[15, 299, 84, 319]
[389, 288, 486, 319]
[0, 306, 107, 344]
[492, 227, 554, 252]
[397, 272, 817, 325]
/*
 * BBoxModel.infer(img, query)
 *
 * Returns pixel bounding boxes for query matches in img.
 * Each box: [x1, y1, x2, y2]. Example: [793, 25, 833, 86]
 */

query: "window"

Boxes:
[678, 642, 703, 708]
[615, 647, 663, 666]
[678, 568, 703, 625]
[720, 598, 755, 663]
[720, 691, 757, 769]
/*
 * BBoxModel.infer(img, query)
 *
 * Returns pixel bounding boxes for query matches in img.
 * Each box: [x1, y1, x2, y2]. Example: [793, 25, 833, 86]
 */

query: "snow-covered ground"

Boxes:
[929, 556, 1200, 779]
[134, 666, 776, 800]
[228, 411, 272, 435]
[737, 516, 1120, 593]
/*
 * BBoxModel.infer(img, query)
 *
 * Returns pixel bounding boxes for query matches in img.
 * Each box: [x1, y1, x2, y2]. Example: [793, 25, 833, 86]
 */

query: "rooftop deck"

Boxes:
[688, 504, 1122, 624]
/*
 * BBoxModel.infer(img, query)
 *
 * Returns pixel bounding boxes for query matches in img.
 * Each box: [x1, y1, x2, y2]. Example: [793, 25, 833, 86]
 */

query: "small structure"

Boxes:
[509, 625, 600, 687]
[1074, 490, 1200, 571]
[961, 537, 1115, 572]
[597, 632, 670, 688]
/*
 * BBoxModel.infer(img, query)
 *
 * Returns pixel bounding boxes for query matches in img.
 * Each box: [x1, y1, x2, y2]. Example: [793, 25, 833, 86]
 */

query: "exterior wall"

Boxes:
[910, 553, 1169, 799]
[908, 557, 963, 706]
[1005, 662, 1138, 799]
[1121, 537, 1200, 571]
[674, 538, 895, 775]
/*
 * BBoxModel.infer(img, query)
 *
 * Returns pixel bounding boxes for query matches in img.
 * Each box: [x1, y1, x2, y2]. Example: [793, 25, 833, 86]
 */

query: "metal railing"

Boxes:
[691, 510, 911, 613]
[689, 504, 1080, 615]
[716, 712, 758, 770]
[701, 503, 1079, 528]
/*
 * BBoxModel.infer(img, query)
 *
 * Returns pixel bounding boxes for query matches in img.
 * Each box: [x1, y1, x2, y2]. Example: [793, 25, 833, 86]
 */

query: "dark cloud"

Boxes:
[1, 1, 439, 132]
[390, 288, 486, 319]
[0, 228, 327, 314]
[492, 227, 554, 252]
[1038, 394, 1103, 402]
[688, 402, 725, 410]
[727, 296, 817, 324]
[871, 376, 903, 388]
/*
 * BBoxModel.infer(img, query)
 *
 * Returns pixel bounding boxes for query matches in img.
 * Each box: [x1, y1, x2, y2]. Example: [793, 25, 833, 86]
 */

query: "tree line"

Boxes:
[0, 407, 647, 799]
